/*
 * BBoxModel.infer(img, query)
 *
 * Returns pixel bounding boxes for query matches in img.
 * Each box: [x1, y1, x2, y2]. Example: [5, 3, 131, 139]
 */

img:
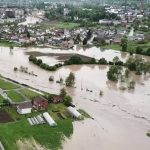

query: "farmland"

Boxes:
[0, 78, 20, 90]
[0, 103, 74, 150]
[0, 77, 89, 150]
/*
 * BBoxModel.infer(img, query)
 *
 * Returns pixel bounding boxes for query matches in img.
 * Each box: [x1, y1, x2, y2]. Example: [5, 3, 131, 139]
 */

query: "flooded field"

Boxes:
[0, 46, 150, 150]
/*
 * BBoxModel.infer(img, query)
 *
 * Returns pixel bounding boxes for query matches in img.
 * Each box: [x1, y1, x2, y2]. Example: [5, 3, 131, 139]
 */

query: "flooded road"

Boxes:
[0, 46, 150, 150]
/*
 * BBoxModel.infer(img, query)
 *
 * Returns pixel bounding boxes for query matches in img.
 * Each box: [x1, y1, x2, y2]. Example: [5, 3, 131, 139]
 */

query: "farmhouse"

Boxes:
[17, 102, 32, 114]
[32, 96, 48, 110]
[51, 95, 63, 103]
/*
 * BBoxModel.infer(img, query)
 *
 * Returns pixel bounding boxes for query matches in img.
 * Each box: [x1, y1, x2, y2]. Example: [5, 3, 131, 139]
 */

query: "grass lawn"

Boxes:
[0, 78, 20, 90]
[101, 41, 150, 52]
[39, 21, 80, 29]
[19, 88, 41, 99]
[0, 106, 73, 150]
[101, 44, 122, 51]
[7, 91, 25, 102]
[0, 95, 4, 103]
[0, 40, 19, 47]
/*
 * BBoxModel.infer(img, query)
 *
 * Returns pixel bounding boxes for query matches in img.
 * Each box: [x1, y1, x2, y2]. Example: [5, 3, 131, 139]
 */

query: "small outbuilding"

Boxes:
[51, 95, 63, 103]
[67, 106, 82, 119]
[43, 112, 57, 126]
[32, 96, 48, 110]
[17, 102, 32, 114]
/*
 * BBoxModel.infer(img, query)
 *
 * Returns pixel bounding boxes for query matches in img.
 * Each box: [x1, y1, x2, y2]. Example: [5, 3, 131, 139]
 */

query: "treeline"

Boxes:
[29, 55, 63, 71]
[119, 37, 150, 57]
[29, 55, 150, 80]
[45, 4, 120, 22]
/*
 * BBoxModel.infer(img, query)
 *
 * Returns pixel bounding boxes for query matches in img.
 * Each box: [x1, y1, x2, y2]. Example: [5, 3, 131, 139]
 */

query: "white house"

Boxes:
[17, 102, 32, 114]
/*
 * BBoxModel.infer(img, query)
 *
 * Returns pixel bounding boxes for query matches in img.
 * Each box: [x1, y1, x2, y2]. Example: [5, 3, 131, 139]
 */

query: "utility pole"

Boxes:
[124, 0, 128, 22]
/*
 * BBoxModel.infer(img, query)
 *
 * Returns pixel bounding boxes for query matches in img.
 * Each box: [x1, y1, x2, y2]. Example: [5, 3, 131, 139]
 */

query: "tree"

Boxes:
[65, 72, 75, 87]
[121, 37, 128, 51]
[64, 95, 72, 106]
[125, 69, 130, 78]
[113, 56, 120, 65]
[37, 59, 43, 65]
[29, 55, 35, 61]
[99, 58, 107, 64]
[66, 55, 83, 64]
[9, 45, 14, 50]
[135, 46, 143, 54]
[128, 81, 136, 89]
[107, 65, 122, 81]
[87, 29, 92, 40]
[60, 88, 67, 98]
[146, 48, 150, 56]
[83, 38, 87, 45]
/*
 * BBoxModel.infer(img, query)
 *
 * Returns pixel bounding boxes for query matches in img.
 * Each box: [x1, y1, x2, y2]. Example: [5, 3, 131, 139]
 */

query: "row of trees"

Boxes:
[135, 46, 150, 56]
[45, 4, 120, 22]
[29, 54, 150, 82]
[29, 55, 63, 71]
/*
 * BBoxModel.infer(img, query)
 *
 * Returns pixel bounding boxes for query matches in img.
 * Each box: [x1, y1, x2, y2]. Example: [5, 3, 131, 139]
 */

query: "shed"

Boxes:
[67, 107, 82, 119]
[17, 102, 32, 114]
[43, 112, 57, 126]
[51, 95, 63, 103]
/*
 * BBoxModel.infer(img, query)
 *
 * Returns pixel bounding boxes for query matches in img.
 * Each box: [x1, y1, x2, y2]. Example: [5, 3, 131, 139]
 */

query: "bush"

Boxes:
[135, 46, 143, 54]
[107, 65, 122, 81]
[63, 95, 72, 106]
[99, 58, 107, 65]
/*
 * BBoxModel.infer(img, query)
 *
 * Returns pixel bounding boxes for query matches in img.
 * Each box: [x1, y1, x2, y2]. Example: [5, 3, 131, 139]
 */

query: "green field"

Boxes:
[101, 41, 150, 52]
[0, 40, 19, 47]
[19, 88, 41, 99]
[0, 95, 4, 103]
[0, 77, 89, 150]
[0, 106, 73, 150]
[102, 44, 122, 51]
[0, 78, 20, 90]
[7, 91, 25, 102]
[39, 21, 80, 29]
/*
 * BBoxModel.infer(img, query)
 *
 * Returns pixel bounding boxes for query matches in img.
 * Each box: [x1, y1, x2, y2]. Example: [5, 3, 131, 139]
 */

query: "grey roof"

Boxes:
[18, 102, 32, 109]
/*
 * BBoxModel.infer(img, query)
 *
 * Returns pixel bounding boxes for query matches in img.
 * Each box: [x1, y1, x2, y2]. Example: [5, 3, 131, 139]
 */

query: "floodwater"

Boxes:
[0, 46, 150, 150]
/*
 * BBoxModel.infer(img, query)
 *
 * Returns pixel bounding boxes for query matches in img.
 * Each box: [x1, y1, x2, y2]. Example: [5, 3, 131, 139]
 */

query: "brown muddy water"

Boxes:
[0, 46, 150, 150]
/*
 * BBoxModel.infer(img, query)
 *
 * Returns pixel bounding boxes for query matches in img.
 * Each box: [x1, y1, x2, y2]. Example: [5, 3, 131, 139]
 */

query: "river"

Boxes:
[0, 46, 150, 150]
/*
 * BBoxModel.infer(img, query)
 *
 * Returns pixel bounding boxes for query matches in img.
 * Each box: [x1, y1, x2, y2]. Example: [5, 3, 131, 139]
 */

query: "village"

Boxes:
[0, 3, 150, 51]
